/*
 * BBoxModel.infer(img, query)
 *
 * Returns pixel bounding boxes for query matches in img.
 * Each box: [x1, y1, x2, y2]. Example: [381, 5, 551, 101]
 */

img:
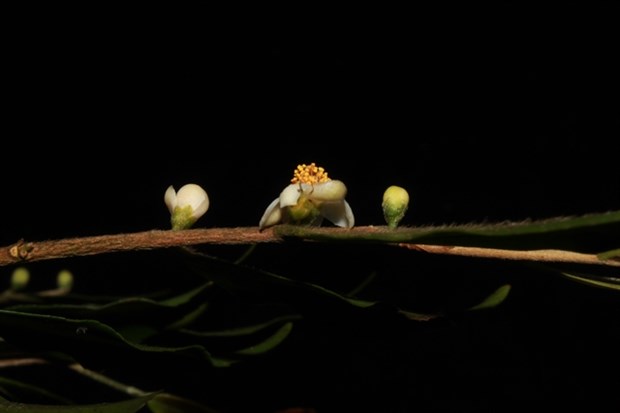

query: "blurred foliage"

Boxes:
[0, 211, 618, 411]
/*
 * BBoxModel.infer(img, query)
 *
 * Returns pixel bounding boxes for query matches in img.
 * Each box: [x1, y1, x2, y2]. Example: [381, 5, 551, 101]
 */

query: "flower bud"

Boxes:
[382, 185, 409, 228]
[165, 184, 210, 230]
[57, 269, 74, 291]
[11, 266, 30, 290]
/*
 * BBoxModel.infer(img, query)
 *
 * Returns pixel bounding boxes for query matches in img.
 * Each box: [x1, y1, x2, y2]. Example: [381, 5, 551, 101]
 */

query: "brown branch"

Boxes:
[0, 227, 281, 266]
[0, 226, 618, 268]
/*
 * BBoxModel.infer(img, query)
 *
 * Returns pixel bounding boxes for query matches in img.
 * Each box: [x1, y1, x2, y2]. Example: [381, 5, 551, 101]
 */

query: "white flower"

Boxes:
[165, 183, 210, 230]
[259, 163, 355, 230]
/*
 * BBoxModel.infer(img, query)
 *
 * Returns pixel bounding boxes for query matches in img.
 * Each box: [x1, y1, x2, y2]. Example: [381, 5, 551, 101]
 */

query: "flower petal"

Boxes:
[259, 198, 283, 230]
[279, 184, 302, 207]
[164, 185, 177, 214]
[172, 184, 210, 221]
[319, 200, 355, 228]
[308, 180, 347, 202]
[342, 200, 355, 228]
[192, 196, 210, 220]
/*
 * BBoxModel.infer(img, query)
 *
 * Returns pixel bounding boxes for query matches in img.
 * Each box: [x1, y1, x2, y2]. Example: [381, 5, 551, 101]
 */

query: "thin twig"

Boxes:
[400, 244, 620, 267]
[0, 357, 221, 411]
[0, 357, 146, 397]
[0, 227, 280, 267]
[0, 226, 618, 268]
[0, 357, 48, 368]
[68, 363, 148, 397]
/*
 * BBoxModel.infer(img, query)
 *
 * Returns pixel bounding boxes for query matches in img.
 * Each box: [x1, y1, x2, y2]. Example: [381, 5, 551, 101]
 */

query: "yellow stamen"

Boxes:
[291, 162, 331, 184]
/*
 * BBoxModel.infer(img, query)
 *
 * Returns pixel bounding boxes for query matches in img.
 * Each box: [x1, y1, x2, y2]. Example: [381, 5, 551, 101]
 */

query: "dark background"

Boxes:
[2, 4, 620, 412]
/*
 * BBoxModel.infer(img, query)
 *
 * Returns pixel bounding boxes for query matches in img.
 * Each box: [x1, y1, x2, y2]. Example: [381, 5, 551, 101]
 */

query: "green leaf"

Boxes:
[181, 248, 378, 310]
[0, 392, 158, 413]
[164, 303, 209, 331]
[235, 321, 294, 356]
[347, 271, 378, 297]
[180, 314, 302, 338]
[158, 282, 212, 306]
[0, 376, 74, 405]
[559, 272, 620, 291]
[468, 284, 512, 311]
[3, 283, 213, 344]
[5, 283, 212, 329]
[180, 248, 439, 322]
[170, 314, 301, 358]
[597, 248, 620, 261]
[0, 310, 233, 368]
[274, 210, 620, 251]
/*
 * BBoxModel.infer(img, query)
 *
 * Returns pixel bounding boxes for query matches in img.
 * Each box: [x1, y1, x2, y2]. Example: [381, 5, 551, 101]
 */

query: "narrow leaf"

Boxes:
[560, 272, 620, 291]
[180, 249, 440, 322]
[274, 210, 620, 251]
[181, 249, 377, 309]
[0, 310, 232, 368]
[5, 283, 212, 332]
[235, 322, 294, 356]
[597, 248, 620, 261]
[180, 314, 302, 338]
[0, 392, 158, 413]
[468, 284, 512, 311]
[0, 376, 74, 404]
[6, 283, 211, 322]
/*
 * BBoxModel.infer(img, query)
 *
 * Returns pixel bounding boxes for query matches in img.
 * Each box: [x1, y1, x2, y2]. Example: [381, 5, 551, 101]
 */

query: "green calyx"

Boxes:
[285, 195, 322, 226]
[171, 205, 198, 230]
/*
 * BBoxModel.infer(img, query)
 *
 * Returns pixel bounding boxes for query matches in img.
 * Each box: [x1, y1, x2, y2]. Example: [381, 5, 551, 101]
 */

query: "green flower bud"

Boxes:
[11, 266, 30, 290]
[382, 185, 409, 228]
[57, 269, 74, 291]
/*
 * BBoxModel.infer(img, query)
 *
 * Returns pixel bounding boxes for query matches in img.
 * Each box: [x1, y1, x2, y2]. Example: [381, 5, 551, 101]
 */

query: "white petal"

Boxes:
[319, 199, 355, 228]
[279, 184, 302, 207]
[259, 198, 283, 230]
[192, 195, 210, 219]
[342, 200, 355, 228]
[176, 184, 208, 208]
[164, 185, 177, 214]
[299, 183, 313, 195]
[308, 180, 347, 202]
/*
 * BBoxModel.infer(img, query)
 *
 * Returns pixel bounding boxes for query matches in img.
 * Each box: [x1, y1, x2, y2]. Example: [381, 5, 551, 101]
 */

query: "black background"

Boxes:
[2, 4, 620, 412]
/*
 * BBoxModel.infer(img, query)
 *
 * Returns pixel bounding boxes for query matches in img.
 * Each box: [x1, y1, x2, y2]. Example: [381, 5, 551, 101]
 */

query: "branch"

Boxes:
[1, 226, 618, 268]
[400, 244, 620, 267]
[0, 227, 281, 266]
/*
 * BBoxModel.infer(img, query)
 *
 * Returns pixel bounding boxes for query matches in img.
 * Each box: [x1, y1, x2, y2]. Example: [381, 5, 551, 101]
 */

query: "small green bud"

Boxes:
[57, 269, 74, 291]
[11, 267, 30, 290]
[382, 185, 410, 228]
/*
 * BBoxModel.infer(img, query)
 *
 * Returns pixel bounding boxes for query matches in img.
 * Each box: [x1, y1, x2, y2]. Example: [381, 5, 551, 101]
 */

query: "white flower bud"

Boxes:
[165, 183, 210, 230]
